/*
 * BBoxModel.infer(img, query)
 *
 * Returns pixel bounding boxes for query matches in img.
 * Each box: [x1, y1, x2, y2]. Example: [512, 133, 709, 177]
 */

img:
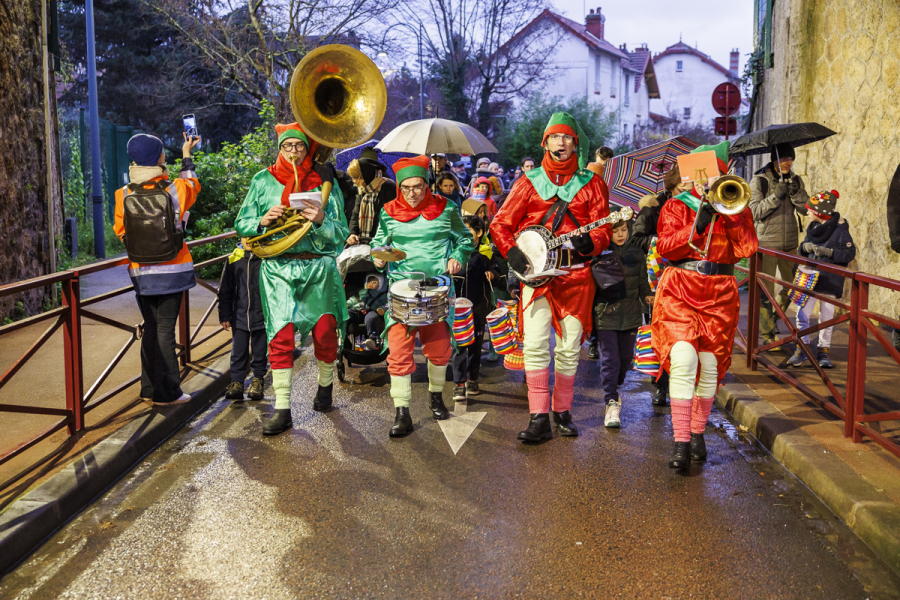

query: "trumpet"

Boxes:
[688, 174, 751, 256]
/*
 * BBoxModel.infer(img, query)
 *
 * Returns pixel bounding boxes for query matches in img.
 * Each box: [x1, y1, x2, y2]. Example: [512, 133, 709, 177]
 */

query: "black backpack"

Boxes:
[122, 180, 184, 264]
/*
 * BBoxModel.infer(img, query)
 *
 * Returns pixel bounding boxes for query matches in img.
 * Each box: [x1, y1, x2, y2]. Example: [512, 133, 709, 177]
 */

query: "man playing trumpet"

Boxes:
[651, 142, 758, 469]
[234, 123, 349, 436]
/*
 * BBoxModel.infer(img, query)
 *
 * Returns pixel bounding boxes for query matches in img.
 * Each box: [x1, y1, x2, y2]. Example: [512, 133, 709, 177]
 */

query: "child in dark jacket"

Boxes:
[787, 190, 855, 369]
[451, 216, 501, 400]
[593, 219, 651, 428]
[218, 243, 267, 402]
[347, 274, 389, 350]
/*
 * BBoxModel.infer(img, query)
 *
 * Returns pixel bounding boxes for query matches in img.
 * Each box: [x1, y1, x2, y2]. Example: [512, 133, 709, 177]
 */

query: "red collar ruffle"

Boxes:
[384, 188, 447, 222]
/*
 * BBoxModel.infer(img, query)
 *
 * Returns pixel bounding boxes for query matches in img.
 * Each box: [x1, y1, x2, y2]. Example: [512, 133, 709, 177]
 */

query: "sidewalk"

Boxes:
[0, 264, 230, 508]
[718, 301, 900, 575]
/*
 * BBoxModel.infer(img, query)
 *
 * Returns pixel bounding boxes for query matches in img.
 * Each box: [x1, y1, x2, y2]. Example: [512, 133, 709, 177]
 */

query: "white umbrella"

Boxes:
[375, 118, 498, 155]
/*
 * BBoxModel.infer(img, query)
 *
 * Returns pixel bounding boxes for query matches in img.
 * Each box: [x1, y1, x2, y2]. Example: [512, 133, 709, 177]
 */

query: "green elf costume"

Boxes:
[490, 112, 612, 442]
[234, 122, 349, 436]
[370, 155, 475, 438]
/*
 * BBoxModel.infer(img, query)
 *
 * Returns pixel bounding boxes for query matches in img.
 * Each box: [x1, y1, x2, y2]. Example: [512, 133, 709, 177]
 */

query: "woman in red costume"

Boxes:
[651, 141, 758, 468]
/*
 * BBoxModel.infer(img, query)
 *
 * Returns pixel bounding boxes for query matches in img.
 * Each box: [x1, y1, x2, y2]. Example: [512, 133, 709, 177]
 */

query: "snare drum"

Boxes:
[389, 279, 451, 326]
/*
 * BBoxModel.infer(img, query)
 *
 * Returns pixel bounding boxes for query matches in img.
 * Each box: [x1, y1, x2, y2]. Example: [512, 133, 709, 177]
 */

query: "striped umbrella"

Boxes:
[603, 136, 701, 209]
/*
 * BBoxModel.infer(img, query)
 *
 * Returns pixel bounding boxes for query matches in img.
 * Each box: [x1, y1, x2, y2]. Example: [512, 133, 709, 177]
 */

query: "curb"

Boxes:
[715, 379, 900, 576]
[0, 353, 232, 575]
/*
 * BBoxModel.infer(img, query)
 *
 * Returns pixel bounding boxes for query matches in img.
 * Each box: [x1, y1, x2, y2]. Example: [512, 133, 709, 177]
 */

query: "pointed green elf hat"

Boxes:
[542, 111, 591, 169]
[691, 140, 731, 173]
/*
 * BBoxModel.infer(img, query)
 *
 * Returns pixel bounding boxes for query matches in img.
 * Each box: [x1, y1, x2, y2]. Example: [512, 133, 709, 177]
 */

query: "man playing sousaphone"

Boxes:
[370, 156, 475, 438]
[490, 112, 612, 442]
[234, 122, 349, 436]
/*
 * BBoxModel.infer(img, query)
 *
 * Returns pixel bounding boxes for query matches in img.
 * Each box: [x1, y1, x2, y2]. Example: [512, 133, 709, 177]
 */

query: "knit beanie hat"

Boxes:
[806, 189, 839, 219]
[275, 122, 310, 148]
[126, 134, 164, 167]
[770, 142, 796, 163]
[542, 112, 590, 169]
[692, 140, 730, 175]
[392, 155, 430, 185]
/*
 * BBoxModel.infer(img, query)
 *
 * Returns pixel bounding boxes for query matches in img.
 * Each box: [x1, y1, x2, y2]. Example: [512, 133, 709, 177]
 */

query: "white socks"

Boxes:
[272, 368, 293, 410]
[391, 375, 411, 407]
[427, 361, 446, 393]
[317, 360, 334, 387]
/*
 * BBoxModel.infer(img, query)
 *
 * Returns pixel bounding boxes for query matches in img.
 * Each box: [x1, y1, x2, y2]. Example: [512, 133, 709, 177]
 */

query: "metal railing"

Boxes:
[736, 248, 900, 458]
[0, 232, 235, 468]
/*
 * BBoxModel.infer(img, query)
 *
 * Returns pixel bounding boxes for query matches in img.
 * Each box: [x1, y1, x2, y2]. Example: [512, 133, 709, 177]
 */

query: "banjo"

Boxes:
[513, 207, 634, 287]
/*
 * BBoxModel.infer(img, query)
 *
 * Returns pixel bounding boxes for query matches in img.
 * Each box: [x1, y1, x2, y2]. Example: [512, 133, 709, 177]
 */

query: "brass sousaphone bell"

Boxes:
[246, 45, 387, 259]
[688, 174, 752, 255]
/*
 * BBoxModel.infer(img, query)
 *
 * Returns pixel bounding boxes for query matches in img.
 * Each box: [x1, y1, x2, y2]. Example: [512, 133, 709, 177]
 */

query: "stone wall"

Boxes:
[751, 0, 900, 319]
[0, 0, 61, 319]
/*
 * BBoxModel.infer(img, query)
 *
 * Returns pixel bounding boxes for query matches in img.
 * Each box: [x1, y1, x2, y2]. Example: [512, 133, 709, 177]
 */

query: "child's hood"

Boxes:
[366, 274, 388, 294]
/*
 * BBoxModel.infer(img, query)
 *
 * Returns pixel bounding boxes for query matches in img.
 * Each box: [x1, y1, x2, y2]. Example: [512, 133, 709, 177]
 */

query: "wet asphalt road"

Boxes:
[2, 347, 900, 600]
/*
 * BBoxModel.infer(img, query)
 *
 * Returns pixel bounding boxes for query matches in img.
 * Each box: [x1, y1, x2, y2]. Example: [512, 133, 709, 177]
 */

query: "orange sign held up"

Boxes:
[676, 150, 721, 184]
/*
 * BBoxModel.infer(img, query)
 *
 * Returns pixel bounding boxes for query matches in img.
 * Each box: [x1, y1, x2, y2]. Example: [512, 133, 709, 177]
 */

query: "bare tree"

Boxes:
[391, 0, 561, 133]
[141, 0, 398, 117]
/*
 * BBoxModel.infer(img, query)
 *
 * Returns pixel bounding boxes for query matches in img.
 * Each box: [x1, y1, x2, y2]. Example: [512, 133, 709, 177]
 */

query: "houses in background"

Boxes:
[651, 40, 748, 129]
[502, 7, 744, 145]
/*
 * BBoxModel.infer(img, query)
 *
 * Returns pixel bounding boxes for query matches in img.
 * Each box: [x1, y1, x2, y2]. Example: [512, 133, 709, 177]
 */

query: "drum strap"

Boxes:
[540, 199, 581, 234]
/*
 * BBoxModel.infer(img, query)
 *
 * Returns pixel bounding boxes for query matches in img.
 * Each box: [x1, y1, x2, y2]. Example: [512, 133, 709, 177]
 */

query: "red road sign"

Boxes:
[715, 117, 737, 136]
[712, 82, 741, 117]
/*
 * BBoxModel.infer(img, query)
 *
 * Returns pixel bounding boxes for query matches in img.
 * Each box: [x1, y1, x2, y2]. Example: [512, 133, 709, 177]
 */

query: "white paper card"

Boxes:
[289, 192, 322, 209]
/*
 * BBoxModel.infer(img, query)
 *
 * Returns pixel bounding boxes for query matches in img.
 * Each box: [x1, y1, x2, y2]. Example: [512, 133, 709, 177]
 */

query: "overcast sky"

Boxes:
[552, 0, 755, 75]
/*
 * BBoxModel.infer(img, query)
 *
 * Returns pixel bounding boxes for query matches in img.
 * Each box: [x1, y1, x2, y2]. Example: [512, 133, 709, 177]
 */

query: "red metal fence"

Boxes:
[736, 248, 900, 458]
[0, 232, 235, 468]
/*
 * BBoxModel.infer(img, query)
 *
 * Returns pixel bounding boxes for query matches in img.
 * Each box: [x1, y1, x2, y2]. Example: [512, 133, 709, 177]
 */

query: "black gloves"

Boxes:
[800, 241, 815, 255]
[813, 245, 833, 258]
[507, 246, 531, 274]
[571, 232, 594, 255]
[789, 176, 801, 196]
[695, 203, 716, 234]
[774, 181, 790, 200]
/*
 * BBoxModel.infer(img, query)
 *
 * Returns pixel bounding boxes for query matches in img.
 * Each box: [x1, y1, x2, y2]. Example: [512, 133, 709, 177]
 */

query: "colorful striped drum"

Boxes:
[787, 266, 820, 309]
[632, 324, 660, 377]
[486, 307, 517, 355]
[453, 298, 475, 347]
[496, 299, 524, 369]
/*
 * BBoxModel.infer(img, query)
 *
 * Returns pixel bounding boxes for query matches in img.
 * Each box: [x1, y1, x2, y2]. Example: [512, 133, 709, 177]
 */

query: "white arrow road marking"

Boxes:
[438, 398, 487, 455]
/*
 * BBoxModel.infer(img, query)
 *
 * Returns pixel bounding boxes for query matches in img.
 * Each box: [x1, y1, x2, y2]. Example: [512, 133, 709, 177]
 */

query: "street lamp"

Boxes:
[389, 22, 425, 120]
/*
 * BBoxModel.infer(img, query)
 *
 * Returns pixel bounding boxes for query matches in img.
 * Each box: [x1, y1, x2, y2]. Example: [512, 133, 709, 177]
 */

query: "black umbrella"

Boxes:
[729, 122, 837, 157]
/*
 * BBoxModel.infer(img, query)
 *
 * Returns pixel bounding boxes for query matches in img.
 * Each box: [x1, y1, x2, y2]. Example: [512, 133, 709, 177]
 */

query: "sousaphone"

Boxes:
[246, 45, 387, 259]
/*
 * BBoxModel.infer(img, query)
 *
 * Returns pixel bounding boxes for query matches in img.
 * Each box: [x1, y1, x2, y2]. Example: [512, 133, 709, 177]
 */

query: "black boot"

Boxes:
[651, 382, 669, 406]
[552, 410, 579, 437]
[517, 413, 553, 442]
[668, 441, 691, 469]
[429, 391, 449, 420]
[690, 433, 707, 462]
[246, 377, 264, 401]
[313, 383, 333, 412]
[588, 344, 599, 359]
[389, 407, 413, 437]
[262, 409, 293, 436]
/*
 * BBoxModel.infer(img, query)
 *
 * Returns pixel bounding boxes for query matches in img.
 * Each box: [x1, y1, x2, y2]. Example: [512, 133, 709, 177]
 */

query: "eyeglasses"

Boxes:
[280, 142, 307, 152]
[547, 133, 575, 143]
[400, 183, 426, 195]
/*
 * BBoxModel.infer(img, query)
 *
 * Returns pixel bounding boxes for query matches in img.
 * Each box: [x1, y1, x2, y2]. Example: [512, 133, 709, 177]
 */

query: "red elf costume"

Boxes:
[490, 112, 611, 442]
[651, 141, 758, 468]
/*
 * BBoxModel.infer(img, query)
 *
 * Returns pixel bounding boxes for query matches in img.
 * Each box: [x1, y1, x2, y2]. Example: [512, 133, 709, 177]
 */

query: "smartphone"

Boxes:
[182, 114, 201, 147]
